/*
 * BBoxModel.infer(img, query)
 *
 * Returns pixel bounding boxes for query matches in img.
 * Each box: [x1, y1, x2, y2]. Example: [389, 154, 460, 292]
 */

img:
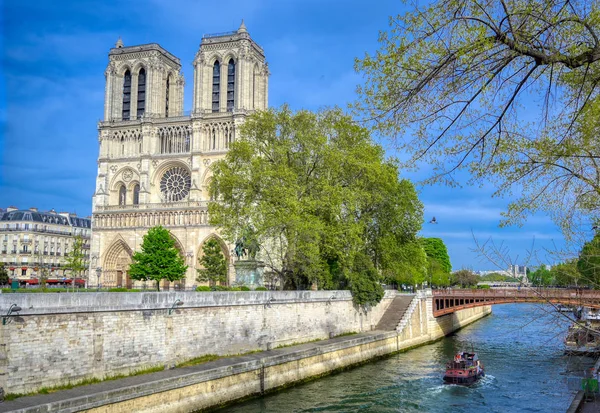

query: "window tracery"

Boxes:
[158, 125, 191, 154]
[122, 70, 131, 120]
[160, 167, 191, 202]
[118, 185, 127, 206]
[227, 59, 235, 112]
[133, 184, 140, 205]
[109, 129, 142, 158]
[137, 68, 146, 118]
[212, 61, 220, 112]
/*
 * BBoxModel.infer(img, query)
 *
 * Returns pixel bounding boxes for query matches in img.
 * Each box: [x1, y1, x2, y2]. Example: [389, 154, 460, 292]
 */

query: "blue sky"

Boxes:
[1, 0, 566, 271]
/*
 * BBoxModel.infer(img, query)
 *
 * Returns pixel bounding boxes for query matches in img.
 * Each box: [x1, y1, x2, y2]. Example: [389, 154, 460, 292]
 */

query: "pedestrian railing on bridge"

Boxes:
[431, 288, 600, 317]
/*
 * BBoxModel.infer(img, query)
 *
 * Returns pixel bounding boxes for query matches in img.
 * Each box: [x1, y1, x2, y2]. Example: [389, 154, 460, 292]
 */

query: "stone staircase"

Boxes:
[375, 294, 416, 331]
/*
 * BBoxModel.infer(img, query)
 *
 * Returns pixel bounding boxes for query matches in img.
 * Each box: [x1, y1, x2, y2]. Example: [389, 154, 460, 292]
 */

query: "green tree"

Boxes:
[529, 265, 554, 286]
[64, 235, 86, 290]
[197, 238, 228, 287]
[480, 272, 519, 282]
[0, 263, 8, 285]
[578, 233, 600, 288]
[551, 259, 581, 287]
[452, 269, 479, 288]
[348, 252, 384, 309]
[355, 0, 600, 237]
[129, 226, 187, 291]
[209, 105, 423, 302]
[420, 238, 452, 286]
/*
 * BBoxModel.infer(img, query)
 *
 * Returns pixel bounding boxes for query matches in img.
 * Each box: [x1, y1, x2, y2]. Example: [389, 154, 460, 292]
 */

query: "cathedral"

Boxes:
[90, 21, 269, 288]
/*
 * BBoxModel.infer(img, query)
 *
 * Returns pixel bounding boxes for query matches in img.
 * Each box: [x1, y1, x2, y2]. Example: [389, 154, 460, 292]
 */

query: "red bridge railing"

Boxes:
[431, 288, 600, 317]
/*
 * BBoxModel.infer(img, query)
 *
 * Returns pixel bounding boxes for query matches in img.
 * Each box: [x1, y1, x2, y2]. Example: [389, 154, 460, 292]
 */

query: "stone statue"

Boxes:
[234, 237, 246, 260]
[234, 226, 260, 261]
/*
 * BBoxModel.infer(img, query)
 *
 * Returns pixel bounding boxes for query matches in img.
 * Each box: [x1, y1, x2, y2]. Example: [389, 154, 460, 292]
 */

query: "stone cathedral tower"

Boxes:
[90, 22, 269, 288]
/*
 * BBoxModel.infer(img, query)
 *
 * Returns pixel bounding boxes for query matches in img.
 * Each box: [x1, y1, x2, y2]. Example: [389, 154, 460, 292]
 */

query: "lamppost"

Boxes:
[96, 266, 102, 291]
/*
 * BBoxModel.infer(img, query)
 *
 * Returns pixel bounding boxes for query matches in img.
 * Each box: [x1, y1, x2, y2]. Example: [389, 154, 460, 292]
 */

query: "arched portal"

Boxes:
[102, 237, 133, 288]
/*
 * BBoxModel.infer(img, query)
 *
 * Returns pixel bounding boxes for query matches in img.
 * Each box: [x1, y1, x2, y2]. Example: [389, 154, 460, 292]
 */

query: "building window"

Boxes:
[119, 185, 127, 206]
[212, 61, 220, 113]
[21, 269, 27, 276]
[122, 70, 131, 120]
[165, 75, 170, 117]
[133, 184, 140, 205]
[137, 68, 146, 118]
[227, 59, 235, 112]
[160, 167, 191, 202]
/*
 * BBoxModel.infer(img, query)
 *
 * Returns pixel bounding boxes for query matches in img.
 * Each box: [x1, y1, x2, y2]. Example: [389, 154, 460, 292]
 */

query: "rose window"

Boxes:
[160, 167, 191, 202]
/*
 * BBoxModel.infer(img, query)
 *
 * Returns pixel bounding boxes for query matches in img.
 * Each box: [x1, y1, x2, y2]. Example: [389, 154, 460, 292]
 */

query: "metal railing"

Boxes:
[203, 30, 238, 39]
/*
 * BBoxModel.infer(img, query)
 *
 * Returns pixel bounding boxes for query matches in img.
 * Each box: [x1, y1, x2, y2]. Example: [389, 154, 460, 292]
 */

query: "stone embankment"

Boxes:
[0, 290, 491, 412]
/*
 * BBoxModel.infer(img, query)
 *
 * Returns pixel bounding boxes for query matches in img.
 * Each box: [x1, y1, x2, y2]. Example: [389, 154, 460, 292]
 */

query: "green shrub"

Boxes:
[196, 286, 211, 292]
[229, 287, 241, 291]
[108, 288, 129, 292]
[255, 286, 268, 291]
[240, 286, 251, 291]
[477, 284, 491, 289]
[210, 285, 230, 291]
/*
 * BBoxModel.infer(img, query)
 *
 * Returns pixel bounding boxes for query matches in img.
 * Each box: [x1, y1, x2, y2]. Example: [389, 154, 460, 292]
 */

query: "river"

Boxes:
[213, 303, 596, 413]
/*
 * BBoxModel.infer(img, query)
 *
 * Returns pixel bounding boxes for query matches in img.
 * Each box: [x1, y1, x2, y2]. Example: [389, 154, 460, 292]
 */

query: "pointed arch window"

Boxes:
[119, 185, 127, 206]
[165, 75, 170, 117]
[227, 59, 235, 112]
[122, 70, 131, 120]
[133, 184, 140, 205]
[137, 68, 146, 118]
[212, 61, 220, 113]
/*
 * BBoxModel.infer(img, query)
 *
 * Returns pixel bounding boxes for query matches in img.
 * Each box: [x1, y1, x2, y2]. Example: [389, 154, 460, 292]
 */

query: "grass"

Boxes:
[176, 354, 221, 368]
[332, 331, 358, 338]
[4, 365, 165, 401]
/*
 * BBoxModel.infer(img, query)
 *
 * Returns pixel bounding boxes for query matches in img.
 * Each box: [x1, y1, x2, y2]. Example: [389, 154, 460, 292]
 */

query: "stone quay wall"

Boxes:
[0, 292, 491, 413]
[0, 290, 395, 395]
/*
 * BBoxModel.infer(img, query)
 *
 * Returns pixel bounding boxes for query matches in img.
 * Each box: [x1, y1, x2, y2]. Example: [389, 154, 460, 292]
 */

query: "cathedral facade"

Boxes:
[90, 22, 269, 288]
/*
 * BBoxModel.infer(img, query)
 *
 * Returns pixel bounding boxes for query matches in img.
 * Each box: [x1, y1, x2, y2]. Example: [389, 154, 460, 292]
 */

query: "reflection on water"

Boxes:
[212, 304, 596, 413]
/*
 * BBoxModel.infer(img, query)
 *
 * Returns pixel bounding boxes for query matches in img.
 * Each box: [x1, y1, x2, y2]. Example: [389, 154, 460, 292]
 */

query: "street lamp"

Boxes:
[96, 267, 102, 290]
[168, 299, 184, 315]
[3, 304, 22, 325]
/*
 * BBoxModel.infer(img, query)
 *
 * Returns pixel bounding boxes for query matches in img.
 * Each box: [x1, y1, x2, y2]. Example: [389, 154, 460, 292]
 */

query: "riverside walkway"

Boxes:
[0, 331, 398, 413]
[432, 288, 600, 317]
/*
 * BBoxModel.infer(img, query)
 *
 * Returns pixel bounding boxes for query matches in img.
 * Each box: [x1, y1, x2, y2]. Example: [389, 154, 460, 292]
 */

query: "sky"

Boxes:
[0, 0, 568, 271]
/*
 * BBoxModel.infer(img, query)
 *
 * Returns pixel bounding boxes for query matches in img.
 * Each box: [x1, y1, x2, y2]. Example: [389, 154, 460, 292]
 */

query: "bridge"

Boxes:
[432, 288, 600, 317]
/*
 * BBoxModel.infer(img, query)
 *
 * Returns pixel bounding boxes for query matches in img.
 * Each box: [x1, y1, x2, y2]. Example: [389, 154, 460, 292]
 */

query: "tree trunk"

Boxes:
[156, 280, 160, 291]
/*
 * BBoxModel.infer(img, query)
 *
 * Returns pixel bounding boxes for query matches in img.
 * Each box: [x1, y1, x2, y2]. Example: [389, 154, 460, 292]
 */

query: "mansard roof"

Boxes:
[0, 209, 91, 228]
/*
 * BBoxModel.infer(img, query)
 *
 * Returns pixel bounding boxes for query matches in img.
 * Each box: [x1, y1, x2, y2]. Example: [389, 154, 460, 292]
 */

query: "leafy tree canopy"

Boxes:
[64, 235, 86, 279]
[578, 232, 600, 288]
[0, 263, 8, 285]
[452, 269, 479, 288]
[355, 0, 600, 237]
[420, 238, 452, 286]
[129, 226, 187, 291]
[528, 265, 554, 286]
[551, 259, 582, 287]
[209, 105, 424, 301]
[479, 272, 519, 282]
[348, 252, 385, 309]
[197, 238, 228, 287]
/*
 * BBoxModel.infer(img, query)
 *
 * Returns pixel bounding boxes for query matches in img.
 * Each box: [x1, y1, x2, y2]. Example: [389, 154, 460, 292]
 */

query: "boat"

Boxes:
[556, 303, 573, 313]
[443, 351, 485, 385]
